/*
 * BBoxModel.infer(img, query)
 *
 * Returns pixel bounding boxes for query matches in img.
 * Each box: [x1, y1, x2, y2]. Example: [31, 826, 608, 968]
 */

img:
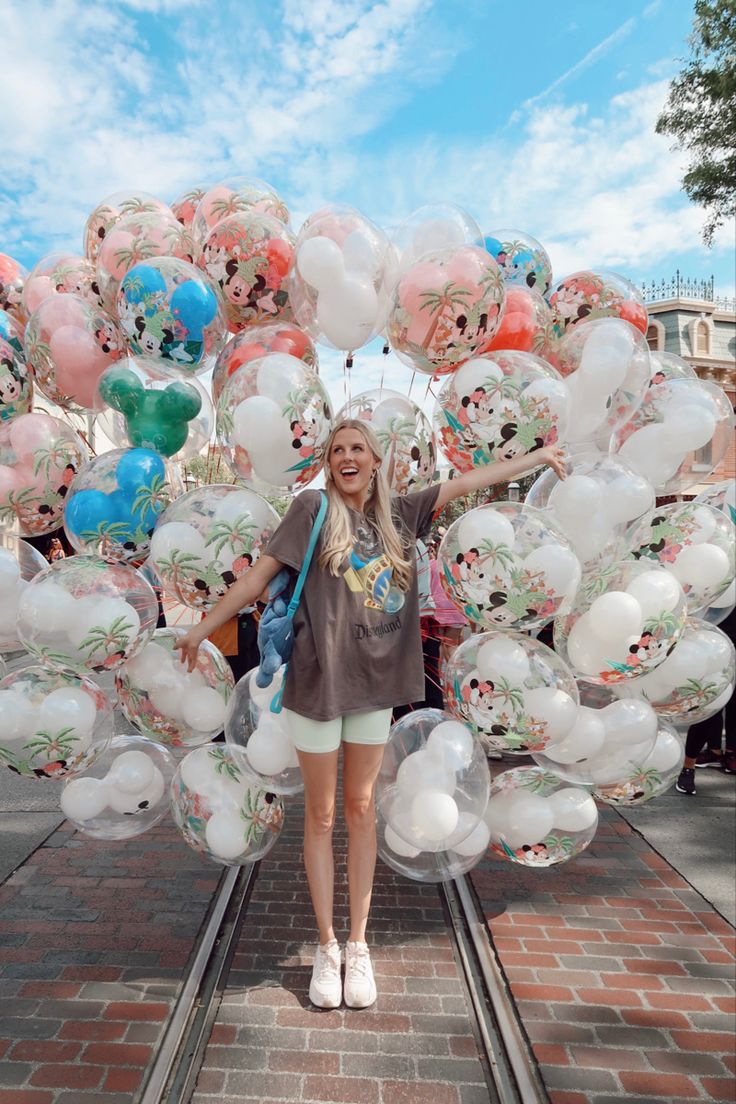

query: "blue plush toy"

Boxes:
[255, 568, 295, 688]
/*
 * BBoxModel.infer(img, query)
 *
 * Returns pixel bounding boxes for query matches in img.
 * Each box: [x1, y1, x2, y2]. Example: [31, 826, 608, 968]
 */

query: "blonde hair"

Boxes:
[319, 419, 413, 591]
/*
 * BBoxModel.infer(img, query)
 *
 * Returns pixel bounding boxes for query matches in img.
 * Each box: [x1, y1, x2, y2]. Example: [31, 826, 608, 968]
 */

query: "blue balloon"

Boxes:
[64, 489, 123, 538]
[170, 280, 217, 338]
[483, 236, 504, 259]
[121, 263, 167, 304]
[115, 448, 166, 495]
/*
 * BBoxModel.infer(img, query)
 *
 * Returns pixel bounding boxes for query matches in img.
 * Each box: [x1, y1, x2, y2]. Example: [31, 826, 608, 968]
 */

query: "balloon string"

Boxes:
[408, 370, 416, 399]
[346, 352, 353, 405]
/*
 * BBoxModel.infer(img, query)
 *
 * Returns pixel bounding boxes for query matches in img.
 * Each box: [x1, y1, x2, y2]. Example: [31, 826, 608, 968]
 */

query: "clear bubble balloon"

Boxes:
[149, 484, 279, 610]
[434, 350, 569, 474]
[212, 322, 318, 407]
[217, 353, 333, 493]
[616, 617, 734, 726]
[0, 664, 113, 780]
[376, 708, 489, 855]
[377, 799, 489, 883]
[290, 206, 390, 351]
[97, 357, 212, 459]
[0, 413, 88, 537]
[61, 733, 175, 838]
[387, 245, 506, 376]
[22, 252, 101, 317]
[482, 229, 553, 294]
[339, 388, 436, 494]
[611, 377, 733, 495]
[0, 253, 28, 325]
[97, 210, 196, 312]
[171, 743, 285, 866]
[63, 448, 182, 563]
[117, 256, 226, 373]
[547, 269, 648, 342]
[198, 211, 296, 334]
[17, 556, 158, 675]
[478, 286, 554, 358]
[224, 667, 302, 795]
[0, 332, 32, 427]
[390, 204, 482, 275]
[116, 628, 235, 752]
[628, 502, 734, 615]
[170, 184, 209, 230]
[554, 559, 687, 685]
[593, 720, 684, 806]
[192, 177, 290, 245]
[527, 452, 654, 566]
[554, 318, 651, 448]
[25, 294, 124, 411]
[444, 630, 579, 755]
[0, 533, 47, 651]
[486, 766, 597, 867]
[437, 501, 581, 632]
[83, 192, 173, 262]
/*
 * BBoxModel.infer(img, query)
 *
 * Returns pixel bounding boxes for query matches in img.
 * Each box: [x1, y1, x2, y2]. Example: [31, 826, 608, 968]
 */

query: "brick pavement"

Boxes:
[469, 805, 736, 1104]
[191, 791, 491, 1104]
[0, 819, 220, 1103]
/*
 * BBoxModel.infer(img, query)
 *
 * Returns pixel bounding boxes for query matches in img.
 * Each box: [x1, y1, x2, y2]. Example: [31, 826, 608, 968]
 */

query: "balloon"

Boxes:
[171, 743, 284, 865]
[98, 360, 209, 459]
[548, 270, 648, 340]
[117, 257, 226, 371]
[486, 766, 598, 866]
[546, 788, 598, 832]
[444, 630, 579, 755]
[83, 191, 173, 262]
[588, 592, 644, 642]
[191, 177, 289, 244]
[218, 353, 333, 494]
[434, 350, 568, 475]
[482, 230, 553, 294]
[96, 210, 195, 310]
[439, 502, 581, 633]
[223, 667, 301, 794]
[339, 388, 436, 495]
[409, 791, 459, 842]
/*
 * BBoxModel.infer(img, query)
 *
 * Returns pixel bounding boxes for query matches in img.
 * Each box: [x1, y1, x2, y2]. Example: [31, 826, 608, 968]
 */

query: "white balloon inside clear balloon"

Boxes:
[224, 668, 302, 795]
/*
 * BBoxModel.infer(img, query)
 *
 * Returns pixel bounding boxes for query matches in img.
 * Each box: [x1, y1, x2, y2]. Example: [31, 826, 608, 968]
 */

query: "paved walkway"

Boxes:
[0, 766, 733, 1103]
[191, 791, 491, 1104]
[471, 803, 736, 1104]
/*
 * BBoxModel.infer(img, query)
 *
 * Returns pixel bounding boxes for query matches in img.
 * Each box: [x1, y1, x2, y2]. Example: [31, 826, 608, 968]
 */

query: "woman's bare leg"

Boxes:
[296, 748, 340, 945]
[342, 742, 386, 944]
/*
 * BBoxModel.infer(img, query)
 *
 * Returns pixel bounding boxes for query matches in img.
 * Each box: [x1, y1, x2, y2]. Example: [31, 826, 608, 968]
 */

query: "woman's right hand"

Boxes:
[173, 627, 205, 672]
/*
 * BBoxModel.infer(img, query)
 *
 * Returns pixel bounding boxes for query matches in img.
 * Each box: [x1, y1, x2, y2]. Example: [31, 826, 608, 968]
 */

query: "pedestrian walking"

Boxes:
[175, 419, 565, 1009]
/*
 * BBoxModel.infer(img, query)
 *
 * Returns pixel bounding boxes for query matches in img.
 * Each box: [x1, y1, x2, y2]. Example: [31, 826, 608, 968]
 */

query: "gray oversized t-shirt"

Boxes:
[265, 485, 440, 721]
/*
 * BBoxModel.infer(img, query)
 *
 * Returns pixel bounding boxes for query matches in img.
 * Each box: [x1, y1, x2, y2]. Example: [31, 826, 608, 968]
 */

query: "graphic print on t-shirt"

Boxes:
[342, 515, 405, 614]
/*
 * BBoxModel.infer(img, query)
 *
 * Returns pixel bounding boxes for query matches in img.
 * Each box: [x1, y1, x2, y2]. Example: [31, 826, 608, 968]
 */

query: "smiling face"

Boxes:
[327, 425, 381, 509]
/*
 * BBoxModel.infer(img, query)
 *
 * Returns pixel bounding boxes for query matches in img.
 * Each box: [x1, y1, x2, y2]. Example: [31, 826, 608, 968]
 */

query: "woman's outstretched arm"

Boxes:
[173, 552, 284, 669]
[434, 445, 567, 511]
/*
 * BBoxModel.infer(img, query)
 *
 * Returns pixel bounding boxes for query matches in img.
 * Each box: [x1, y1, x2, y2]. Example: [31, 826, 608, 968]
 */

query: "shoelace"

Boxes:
[316, 946, 340, 981]
[347, 946, 371, 978]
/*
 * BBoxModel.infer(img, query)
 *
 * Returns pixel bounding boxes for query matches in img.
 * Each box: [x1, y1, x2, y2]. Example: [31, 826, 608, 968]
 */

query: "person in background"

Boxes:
[676, 606, 735, 795]
[48, 537, 66, 562]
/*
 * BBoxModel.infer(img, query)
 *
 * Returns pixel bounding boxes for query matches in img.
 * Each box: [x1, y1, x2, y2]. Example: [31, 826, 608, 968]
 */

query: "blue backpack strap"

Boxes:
[286, 490, 327, 617]
[270, 491, 328, 714]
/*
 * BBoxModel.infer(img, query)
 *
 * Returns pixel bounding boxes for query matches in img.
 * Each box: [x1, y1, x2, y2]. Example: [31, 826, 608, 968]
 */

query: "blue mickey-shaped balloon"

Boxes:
[116, 448, 166, 494]
[122, 263, 168, 304]
[170, 279, 218, 341]
[65, 488, 134, 545]
[483, 236, 504, 260]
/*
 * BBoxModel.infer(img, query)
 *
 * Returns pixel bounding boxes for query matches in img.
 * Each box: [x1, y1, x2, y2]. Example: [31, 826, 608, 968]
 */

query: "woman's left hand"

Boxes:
[539, 445, 568, 480]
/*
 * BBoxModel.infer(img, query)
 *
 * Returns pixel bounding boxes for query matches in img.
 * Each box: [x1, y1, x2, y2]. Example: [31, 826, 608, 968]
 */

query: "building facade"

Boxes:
[641, 273, 735, 492]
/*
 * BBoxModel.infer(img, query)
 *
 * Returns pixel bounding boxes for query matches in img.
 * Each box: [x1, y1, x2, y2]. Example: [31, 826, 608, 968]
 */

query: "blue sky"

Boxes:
[3, 0, 729, 291]
[2, 0, 732, 404]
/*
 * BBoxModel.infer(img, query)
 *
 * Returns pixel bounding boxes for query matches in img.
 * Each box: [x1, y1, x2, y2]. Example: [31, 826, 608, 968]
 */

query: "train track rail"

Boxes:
[138, 862, 546, 1104]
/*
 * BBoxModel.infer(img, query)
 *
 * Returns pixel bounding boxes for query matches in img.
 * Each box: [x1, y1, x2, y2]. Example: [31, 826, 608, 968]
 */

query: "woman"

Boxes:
[175, 420, 566, 1010]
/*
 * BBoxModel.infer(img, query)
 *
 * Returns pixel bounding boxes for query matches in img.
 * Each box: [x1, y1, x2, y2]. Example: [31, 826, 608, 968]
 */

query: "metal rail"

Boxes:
[139, 858, 547, 1104]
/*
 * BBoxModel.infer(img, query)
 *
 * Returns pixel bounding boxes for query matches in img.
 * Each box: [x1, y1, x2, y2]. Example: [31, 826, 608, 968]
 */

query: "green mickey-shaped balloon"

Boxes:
[99, 366, 202, 457]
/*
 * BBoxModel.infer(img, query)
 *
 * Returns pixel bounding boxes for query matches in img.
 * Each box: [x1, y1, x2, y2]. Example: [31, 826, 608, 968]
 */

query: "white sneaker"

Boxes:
[344, 940, 377, 1008]
[308, 940, 342, 1009]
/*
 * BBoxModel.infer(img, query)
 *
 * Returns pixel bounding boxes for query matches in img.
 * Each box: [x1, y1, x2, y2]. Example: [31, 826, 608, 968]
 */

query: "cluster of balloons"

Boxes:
[0, 183, 733, 883]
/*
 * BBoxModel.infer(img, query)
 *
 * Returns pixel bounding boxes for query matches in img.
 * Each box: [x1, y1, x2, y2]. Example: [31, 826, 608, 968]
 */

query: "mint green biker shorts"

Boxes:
[283, 708, 393, 755]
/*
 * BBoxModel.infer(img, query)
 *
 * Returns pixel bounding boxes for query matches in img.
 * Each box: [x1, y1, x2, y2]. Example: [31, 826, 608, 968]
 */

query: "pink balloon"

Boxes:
[9, 413, 58, 457]
[446, 246, 489, 286]
[398, 261, 445, 315]
[0, 464, 21, 499]
[34, 293, 85, 329]
[24, 275, 55, 314]
[50, 328, 109, 409]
